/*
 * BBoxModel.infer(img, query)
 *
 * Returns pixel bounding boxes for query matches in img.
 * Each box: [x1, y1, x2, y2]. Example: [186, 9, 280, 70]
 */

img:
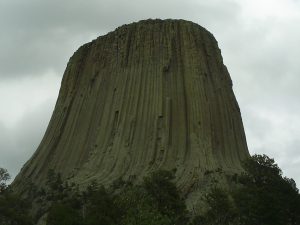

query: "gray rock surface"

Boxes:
[13, 19, 249, 197]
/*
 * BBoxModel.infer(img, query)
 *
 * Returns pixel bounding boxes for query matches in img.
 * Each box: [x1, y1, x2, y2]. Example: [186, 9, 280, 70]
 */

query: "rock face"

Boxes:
[13, 19, 249, 195]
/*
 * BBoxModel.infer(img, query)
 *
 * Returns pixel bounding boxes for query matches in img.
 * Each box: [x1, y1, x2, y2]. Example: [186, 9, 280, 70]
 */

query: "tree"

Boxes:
[116, 184, 172, 225]
[45, 171, 178, 225]
[0, 167, 10, 192]
[47, 203, 83, 225]
[143, 170, 188, 225]
[37, 161, 300, 225]
[233, 154, 300, 225]
[203, 188, 238, 225]
[195, 155, 300, 225]
[83, 186, 120, 225]
[0, 168, 33, 225]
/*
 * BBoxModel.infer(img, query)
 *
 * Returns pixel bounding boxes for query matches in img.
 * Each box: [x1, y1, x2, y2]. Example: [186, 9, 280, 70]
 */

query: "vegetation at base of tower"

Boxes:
[191, 154, 300, 225]
[191, 187, 239, 225]
[231, 154, 300, 225]
[0, 168, 33, 225]
[45, 170, 187, 225]
[1, 154, 300, 225]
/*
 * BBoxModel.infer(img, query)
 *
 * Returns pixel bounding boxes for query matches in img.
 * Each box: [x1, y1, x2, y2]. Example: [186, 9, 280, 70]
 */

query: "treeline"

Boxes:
[193, 154, 300, 225]
[43, 169, 188, 225]
[0, 154, 300, 225]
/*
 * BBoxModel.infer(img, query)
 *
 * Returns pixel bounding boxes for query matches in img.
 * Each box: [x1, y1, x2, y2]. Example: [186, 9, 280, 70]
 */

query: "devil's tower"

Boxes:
[14, 19, 249, 196]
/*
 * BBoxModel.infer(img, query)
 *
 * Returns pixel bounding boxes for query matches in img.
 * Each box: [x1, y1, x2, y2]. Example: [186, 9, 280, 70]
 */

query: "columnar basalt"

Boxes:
[13, 19, 249, 196]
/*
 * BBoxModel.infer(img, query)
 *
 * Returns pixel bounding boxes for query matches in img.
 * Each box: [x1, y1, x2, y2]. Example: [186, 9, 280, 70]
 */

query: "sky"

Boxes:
[0, 0, 299, 185]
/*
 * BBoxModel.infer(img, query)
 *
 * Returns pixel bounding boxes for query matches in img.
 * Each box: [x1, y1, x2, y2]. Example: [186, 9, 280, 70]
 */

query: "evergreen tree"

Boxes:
[233, 154, 300, 225]
[0, 168, 33, 225]
[0, 168, 10, 192]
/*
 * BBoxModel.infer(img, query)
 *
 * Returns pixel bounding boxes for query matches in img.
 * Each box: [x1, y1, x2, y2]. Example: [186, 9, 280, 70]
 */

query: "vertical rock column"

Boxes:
[13, 19, 249, 193]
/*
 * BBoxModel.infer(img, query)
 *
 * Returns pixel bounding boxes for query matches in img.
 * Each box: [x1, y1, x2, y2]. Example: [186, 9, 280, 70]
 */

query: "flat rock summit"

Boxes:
[13, 19, 249, 201]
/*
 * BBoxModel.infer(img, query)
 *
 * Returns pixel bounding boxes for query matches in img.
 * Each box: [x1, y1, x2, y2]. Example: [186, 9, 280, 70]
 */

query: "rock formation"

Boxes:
[13, 19, 249, 198]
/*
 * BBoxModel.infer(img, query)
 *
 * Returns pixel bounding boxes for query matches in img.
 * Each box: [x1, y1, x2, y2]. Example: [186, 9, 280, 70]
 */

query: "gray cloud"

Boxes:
[0, 98, 55, 179]
[217, 2, 300, 186]
[0, 0, 239, 78]
[0, 0, 299, 186]
[244, 106, 300, 183]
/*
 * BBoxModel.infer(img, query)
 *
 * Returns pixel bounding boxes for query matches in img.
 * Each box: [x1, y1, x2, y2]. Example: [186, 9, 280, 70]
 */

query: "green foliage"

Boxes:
[196, 154, 300, 225]
[46, 169, 63, 191]
[43, 161, 300, 225]
[232, 154, 300, 225]
[239, 154, 282, 187]
[44, 170, 187, 225]
[0, 191, 33, 225]
[0, 167, 10, 192]
[83, 185, 120, 225]
[204, 188, 238, 225]
[143, 170, 187, 224]
[116, 185, 172, 225]
[121, 205, 172, 225]
[45, 181, 120, 225]
[3, 155, 298, 225]
[190, 188, 239, 225]
[47, 203, 82, 225]
[0, 168, 33, 225]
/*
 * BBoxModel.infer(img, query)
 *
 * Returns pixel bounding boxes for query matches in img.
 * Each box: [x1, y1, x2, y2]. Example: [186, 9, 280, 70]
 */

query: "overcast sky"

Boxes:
[0, 0, 299, 185]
